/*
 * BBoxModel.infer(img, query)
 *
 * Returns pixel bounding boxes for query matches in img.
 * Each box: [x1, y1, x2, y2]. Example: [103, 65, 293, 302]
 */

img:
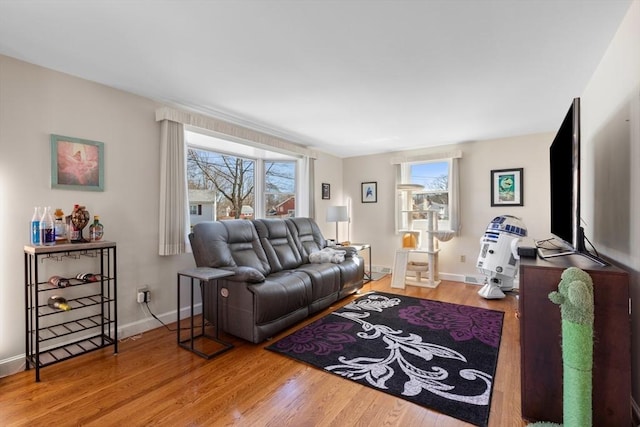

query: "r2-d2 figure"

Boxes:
[476, 215, 527, 299]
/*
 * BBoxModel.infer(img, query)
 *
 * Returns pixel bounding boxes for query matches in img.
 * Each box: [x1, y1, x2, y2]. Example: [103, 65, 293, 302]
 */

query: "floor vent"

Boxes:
[464, 275, 484, 285]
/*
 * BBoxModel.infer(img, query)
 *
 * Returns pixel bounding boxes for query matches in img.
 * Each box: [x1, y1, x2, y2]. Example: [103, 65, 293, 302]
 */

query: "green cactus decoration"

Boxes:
[529, 266, 594, 427]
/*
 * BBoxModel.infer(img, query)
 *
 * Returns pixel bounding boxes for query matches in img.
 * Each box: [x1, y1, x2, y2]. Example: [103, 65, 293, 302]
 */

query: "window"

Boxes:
[189, 204, 202, 215]
[185, 130, 299, 225]
[398, 159, 457, 232]
[410, 161, 450, 227]
[265, 161, 296, 217]
[187, 148, 255, 220]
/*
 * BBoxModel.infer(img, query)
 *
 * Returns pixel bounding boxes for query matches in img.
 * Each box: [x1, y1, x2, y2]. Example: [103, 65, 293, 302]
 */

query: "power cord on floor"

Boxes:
[145, 301, 176, 332]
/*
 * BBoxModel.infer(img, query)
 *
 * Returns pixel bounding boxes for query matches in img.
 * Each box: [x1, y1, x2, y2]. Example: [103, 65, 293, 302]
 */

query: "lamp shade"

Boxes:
[326, 205, 349, 222]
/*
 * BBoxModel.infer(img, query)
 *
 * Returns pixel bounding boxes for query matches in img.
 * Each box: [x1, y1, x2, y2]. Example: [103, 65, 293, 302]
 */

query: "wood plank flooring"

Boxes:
[0, 277, 527, 426]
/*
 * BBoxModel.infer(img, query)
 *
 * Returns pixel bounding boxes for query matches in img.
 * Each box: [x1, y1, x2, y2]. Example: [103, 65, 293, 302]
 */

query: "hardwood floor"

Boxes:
[1, 277, 527, 426]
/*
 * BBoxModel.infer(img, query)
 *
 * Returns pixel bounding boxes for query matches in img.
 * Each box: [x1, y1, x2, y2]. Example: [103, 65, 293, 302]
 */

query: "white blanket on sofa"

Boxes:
[309, 247, 346, 264]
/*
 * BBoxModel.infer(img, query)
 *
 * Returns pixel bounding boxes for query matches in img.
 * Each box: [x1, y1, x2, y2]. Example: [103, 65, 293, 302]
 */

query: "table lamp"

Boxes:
[326, 205, 349, 243]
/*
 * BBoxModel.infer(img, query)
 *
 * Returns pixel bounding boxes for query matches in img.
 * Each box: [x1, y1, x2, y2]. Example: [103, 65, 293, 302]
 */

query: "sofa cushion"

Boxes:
[285, 217, 326, 262]
[249, 271, 311, 324]
[253, 219, 303, 272]
[256, 218, 341, 311]
[191, 220, 271, 276]
[293, 262, 341, 312]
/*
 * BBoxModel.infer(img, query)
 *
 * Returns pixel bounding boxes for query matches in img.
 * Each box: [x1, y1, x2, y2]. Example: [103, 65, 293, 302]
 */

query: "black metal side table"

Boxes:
[176, 267, 234, 359]
[349, 243, 372, 283]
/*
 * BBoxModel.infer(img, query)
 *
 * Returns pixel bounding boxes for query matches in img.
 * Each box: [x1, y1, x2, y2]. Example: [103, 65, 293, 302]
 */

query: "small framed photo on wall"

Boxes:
[361, 181, 377, 203]
[491, 168, 523, 206]
[321, 183, 330, 200]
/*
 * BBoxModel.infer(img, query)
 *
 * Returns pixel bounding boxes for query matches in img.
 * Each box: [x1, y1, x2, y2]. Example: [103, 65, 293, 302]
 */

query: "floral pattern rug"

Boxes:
[266, 292, 504, 427]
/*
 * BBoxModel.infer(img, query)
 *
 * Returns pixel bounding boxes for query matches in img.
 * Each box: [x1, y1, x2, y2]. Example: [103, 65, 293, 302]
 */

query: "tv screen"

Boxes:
[549, 98, 580, 250]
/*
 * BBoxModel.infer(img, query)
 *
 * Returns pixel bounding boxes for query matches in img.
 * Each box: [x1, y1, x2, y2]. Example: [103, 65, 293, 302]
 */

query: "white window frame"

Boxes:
[185, 129, 301, 222]
[264, 159, 297, 218]
[394, 151, 461, 235]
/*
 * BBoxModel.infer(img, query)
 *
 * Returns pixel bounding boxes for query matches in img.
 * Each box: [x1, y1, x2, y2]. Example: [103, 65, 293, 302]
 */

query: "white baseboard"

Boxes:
[118, 303, 202, 340]
[371, 265, 392, 274]
[0, 304, 201, 379]
[0, 354, 27, 379]
[440, 273, 470, 283]
[386, 270, 481, 285]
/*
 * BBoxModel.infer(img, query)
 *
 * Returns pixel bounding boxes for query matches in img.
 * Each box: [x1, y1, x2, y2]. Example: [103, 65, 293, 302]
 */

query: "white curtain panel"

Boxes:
[298, 156, 315, 218]
[449, 157, 461, 234]
[158, 120, 189, 255]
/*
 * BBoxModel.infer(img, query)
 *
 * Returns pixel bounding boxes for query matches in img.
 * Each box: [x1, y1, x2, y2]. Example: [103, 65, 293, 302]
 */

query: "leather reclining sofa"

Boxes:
[189, 217, 365, 343]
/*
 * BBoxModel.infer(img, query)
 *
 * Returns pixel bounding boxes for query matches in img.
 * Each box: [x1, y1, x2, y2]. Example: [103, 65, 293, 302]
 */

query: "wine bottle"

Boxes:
[48, 276, 70, 288]
[48, 296, 71, 311]
[76, 273, 101, 282]
[89, 215, 104, 242]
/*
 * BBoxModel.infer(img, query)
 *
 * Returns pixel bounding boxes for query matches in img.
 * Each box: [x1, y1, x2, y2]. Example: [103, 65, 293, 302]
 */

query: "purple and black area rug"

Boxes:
[265, 292, 504, 427]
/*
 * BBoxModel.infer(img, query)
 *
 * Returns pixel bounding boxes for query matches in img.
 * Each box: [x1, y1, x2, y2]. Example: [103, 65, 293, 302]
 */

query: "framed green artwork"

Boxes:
[491, 168, 523, 206]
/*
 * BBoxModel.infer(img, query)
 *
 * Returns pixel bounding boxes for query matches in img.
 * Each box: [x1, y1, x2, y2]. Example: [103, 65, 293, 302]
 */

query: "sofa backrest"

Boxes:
[253, 219, 303, 272]
[285, 217, 326, 263]
[191, 220, 271, 275]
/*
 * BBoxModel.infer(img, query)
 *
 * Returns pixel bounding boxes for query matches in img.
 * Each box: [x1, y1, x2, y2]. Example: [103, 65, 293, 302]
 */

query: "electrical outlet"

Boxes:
[137, 287, 150, 303]
[460, 255, 466, 263]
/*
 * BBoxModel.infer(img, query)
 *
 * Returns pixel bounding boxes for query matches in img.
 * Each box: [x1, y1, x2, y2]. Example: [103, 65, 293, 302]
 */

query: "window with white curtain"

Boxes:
[185, 130, 299, 225]
[406, 161, 451, 229]
[395, 152, 461, 234]
[156, 108, 316, 255]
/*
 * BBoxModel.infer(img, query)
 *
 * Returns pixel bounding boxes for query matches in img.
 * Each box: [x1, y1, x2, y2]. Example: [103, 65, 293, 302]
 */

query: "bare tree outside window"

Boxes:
[187, 148, 255, 219]
[265, 161, 296, 217]
[187, 147, 298, 223]
[410, 161, 450, 226]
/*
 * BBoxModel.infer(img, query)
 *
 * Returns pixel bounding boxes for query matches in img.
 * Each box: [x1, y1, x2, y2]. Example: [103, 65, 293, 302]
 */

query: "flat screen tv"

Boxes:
[542, 97, 606, 265]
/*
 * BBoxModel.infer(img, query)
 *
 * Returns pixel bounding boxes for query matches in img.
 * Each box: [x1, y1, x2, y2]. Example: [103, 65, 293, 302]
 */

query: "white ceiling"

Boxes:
[0, 1, 632, 158]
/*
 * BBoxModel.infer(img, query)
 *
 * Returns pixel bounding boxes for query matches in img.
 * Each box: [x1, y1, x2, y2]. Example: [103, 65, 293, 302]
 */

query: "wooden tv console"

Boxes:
[519, 255, 631, 425]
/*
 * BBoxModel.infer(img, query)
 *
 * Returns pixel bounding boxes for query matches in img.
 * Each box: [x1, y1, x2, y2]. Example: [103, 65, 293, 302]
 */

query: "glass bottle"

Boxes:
[48, 296, 71, 311]
[48, 275, 70, 288]
[39, 206, 56, 246]
[30, 207, 41, 245]
[89, 215, 104, 242]
[54, 208, 67, 243]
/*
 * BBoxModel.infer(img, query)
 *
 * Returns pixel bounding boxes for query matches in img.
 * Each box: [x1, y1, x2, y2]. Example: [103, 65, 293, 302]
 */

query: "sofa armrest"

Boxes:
[222, 266, 266, 283]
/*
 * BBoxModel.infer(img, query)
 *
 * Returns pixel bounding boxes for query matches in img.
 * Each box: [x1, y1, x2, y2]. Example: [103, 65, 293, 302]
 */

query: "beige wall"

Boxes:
[343, 133, 552, 279]
[581, 0, 640, 401]
[0, 55, 196, 376]
[313, 151, 346, 240]
[0, 55, 348, 376]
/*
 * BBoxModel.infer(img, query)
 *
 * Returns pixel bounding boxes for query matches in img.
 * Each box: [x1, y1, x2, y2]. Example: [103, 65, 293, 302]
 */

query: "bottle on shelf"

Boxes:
[48, 276, 70, 288]
[54, 208, 67, 244]
[30, 207, 41, 246]
[47, 296, 71, 311]
[76, 273, 102, 282]
[89, 215, 104, 242]
[39, 206, 56, 246]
